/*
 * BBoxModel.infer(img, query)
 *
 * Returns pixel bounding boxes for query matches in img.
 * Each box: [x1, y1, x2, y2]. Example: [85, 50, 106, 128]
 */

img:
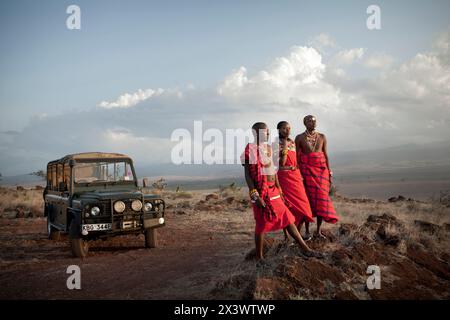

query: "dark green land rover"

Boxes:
[44, 152, 165, 258]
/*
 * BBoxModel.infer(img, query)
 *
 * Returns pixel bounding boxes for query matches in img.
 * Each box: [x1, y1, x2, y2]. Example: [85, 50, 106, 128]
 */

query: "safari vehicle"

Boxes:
[44, 152, 165, 258]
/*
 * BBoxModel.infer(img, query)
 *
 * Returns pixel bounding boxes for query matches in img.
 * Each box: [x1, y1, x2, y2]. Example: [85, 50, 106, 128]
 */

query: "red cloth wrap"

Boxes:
[241, 143, 295, 234]
[298, 151, 339, 223]
[277, 149, 314, 224]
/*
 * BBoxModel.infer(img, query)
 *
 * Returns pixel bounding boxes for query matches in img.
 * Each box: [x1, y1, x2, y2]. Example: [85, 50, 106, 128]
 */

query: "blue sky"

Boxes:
[1, 0, 450, 130]
[1, 0, 450, 174]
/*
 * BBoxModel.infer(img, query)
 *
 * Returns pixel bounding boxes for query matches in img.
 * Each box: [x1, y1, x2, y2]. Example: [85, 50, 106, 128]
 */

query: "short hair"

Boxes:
[277, 121, 289, 129]
[303, 115, 316, 124]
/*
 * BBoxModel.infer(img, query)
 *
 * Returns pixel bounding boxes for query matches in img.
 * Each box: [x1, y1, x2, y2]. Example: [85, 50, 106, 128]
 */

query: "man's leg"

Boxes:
[255, 233, 265, 260]
[315, 217, 326, 238]
[304, 221, 311, 240]
[286, 223, 311, 252]
[283, 228, 289, 242]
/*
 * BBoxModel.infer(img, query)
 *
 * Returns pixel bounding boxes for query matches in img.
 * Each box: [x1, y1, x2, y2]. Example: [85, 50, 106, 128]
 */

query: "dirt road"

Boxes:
[0, 206, 254, 299]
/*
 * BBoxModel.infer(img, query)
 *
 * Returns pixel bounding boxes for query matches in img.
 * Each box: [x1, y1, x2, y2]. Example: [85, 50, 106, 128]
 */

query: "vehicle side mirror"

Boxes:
[142, 178, 149, 188]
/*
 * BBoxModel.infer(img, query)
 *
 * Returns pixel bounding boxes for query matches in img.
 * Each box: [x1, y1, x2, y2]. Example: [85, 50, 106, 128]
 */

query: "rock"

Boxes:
[240, 199, 251, 208]
[443, 223, 450, 232]
[174, 210, 186, 215]
[252, 277, 296, 300]
[195, 203, 212, 211]
[367, 213, 398, 225]
[388, 195, 406, 202]
[225, 196, 235, 204]
[375, 224, 401, 246]
[352, 242, 386, 265]
[339, 223, 358, 236]
[177, 201, 191, 209]
[406, 244, 450, 281]
[414, 220, 442, 234]
[16, 186, 25, 191]
[34, 185, 44, 190]
[366, 214, 404, 234]
[331, 248, 353, 267]
[15, 207, 25, 218]
[275, 256, 345, 298]
[205, 194, 219, 201]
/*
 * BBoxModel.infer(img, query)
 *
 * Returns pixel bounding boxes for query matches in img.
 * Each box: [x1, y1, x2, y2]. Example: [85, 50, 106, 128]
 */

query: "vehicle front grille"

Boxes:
[102, 201, 112, 216]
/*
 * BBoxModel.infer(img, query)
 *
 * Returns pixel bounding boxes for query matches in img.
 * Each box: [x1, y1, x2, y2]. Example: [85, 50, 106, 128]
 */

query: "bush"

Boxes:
[152, 178, 167, 191]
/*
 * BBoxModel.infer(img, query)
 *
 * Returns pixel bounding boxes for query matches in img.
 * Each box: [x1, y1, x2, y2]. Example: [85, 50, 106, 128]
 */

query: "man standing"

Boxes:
[241, 122, 321, 260]
[295, 115, 339, 239]
[275, 121, 314, 240]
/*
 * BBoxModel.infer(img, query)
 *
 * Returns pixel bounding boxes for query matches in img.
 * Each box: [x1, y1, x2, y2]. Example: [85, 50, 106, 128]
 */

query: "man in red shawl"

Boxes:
[295, 115, 339, 239]
[275, 121, 315, 241]
[242, 122, 321, 260]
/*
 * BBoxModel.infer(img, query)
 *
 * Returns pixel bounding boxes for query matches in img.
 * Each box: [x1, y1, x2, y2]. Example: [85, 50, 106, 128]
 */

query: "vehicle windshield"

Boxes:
[74, 161, 135, 184]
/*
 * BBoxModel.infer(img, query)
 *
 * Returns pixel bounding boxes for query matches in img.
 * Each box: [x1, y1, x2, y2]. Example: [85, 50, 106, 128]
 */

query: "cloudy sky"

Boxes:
[1, 0, 450, 175]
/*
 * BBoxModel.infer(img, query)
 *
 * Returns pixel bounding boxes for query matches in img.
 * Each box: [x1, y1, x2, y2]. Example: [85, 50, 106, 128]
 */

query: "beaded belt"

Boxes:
[279, 166, 297, 171]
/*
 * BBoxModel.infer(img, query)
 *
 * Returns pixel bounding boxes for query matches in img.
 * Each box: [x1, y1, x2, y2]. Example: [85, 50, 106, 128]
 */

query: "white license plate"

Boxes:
[82, 223, 112, 232]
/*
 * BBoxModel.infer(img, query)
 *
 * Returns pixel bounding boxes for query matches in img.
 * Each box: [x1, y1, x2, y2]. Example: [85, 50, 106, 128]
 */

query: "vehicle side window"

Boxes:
[57, 163, 64, 191]
[51, 165, 57, 191]
[63, 163, 71, 192]
[47, 166, 52, 189]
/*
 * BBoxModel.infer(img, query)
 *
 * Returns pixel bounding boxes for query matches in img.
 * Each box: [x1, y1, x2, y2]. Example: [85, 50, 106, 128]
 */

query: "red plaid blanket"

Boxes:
[299, 152, 339, 223]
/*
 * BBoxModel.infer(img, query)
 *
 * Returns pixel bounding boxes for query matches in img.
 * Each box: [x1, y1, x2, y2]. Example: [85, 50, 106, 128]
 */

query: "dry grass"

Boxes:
[0, 187, 44, 216]
[334, 197, 450, 254]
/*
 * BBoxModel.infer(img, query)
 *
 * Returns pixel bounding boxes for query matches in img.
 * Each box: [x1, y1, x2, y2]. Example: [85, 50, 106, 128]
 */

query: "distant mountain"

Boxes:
[329, 140, 450, 174]
[2, 140, 450, 188]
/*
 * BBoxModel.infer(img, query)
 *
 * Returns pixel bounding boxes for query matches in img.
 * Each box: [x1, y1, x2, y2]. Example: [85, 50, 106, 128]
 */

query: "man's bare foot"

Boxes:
[302, 232, 312, 241]
[314, 231, 327, 239]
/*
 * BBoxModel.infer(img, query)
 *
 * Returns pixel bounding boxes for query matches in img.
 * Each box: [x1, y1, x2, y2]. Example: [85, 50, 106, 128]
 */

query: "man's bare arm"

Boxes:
[295, 134, 303, 153]
[244, 163, 266, 207]
[322, 134, 332, 176]
[244, 163, 256, 190]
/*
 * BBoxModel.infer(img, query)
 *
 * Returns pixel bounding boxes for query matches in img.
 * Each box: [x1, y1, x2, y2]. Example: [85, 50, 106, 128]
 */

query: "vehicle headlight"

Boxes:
[90, 206, 100, 216]
[158, 217, 165, 224]
[114, 201, 126, 213]
[131, 200, 143, 211]
[143, 202, 152, 212]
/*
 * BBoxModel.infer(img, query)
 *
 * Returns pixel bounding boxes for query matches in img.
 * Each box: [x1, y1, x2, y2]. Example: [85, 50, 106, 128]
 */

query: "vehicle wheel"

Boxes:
[144, 228, 157, 248]
[69, 223, 89, 258]
[47, 216, 61, 241]
[71, 238, 89, 258]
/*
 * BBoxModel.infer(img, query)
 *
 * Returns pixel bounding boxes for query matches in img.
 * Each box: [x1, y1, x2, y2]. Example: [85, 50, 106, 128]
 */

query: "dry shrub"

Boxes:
[0, 187, 44, 217]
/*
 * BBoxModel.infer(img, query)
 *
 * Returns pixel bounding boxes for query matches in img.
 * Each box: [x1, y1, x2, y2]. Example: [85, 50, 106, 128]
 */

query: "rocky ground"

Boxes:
[0, 186, 449, 299]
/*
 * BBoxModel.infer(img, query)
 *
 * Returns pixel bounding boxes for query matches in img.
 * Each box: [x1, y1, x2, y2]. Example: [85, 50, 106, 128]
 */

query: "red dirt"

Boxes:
[0, 209, 254, 299]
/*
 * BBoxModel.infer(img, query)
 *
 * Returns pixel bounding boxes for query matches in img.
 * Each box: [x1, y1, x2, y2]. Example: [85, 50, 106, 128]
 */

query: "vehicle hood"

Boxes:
[76, 190, 145, 201]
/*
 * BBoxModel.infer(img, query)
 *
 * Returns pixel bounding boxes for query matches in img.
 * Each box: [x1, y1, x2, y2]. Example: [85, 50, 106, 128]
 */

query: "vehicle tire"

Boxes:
[144, 228, 157, 248]
[69, 222, 89, 258]
[47, 216, 61, 241]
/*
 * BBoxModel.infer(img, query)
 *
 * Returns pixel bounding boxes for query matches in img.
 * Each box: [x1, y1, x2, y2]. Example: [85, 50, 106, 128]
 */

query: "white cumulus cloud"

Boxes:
[98, 88, 164, 108]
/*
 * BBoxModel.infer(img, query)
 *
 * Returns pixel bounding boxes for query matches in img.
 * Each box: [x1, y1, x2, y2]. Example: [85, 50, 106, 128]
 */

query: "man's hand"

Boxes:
[255, 196, 266, 208]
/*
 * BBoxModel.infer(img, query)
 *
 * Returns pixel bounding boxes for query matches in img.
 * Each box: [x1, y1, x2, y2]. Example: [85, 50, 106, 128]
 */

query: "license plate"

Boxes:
[82, 223, 112, 232]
